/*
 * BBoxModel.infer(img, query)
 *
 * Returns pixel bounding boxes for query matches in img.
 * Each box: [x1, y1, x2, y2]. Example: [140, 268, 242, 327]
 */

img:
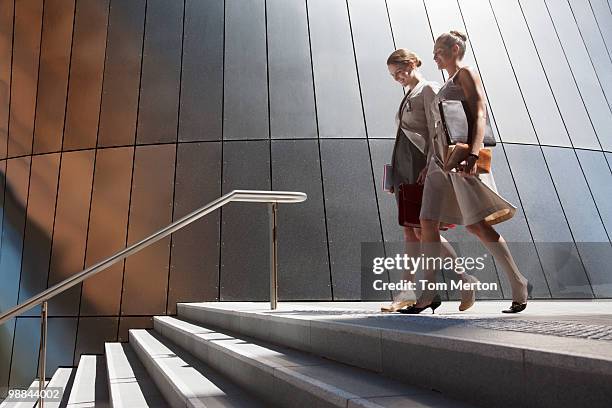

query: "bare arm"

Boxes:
[455, 68, 486, 157]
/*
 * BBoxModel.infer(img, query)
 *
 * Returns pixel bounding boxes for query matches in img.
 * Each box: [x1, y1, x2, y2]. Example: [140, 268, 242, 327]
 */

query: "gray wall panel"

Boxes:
[223, 0, 268, 140]
[504, 143, 592, 297]
[520, 0, 602, 150]
[576, 149, 612, 237]
[569, 0, 612, 107]
[62, 0, 109, 150]
[19, 154, 60, 317]
[271, 139, 331, 300]
[267, 0, 317, 139]
[387, 0, 443, 83]
[320, 139, 383, 300]
[179, 0, 224, 142]
[136, 0, 183, 145]
[97, 0, 145, 147]
[9, 317, 76, 388]
[546, 0, 612, 151]
[122, 144, 175, 315]
[308, 0, 365, 139]
[168, 142, 221, 313]
[491, 145, 550, 298]
[348, 0, 401, 139]
[32, 0, 74, 155]
[8, 0, 42, 157]
[543, 146, 612, 297]
[117, 316, 152, 342]
[590, 0, 612, 55]
[74, 317, 118, 363]
[459, 0, 538, 145]
[81, 147, 133, 316]
[0, 0, 13, 160]
[220, 141, 270, 300]
[48, 150, 95, 316]
[368, 139, 402, 243]
[490, 0, 572, 147]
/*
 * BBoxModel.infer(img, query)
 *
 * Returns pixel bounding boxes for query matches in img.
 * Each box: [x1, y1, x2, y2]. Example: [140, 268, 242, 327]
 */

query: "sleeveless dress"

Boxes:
[390, 80, 438, 227]
[420, 69, 516, 226]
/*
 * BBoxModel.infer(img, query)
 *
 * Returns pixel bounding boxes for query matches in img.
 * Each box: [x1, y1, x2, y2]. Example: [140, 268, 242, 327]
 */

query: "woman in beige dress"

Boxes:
[381, 49, 478, 313]
[408, 31, 531, 314]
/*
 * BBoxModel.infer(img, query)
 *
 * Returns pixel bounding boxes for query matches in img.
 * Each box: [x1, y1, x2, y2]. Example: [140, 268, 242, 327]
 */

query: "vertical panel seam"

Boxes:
[166, 0, 186, 315]
[118, 0, 148, 330]
[345, 0, 388, 271]
[305, 0, 334, 300]
[74, 0, 112, 364]
[218, 0, 226, 301]
[588, 0, 612, 62]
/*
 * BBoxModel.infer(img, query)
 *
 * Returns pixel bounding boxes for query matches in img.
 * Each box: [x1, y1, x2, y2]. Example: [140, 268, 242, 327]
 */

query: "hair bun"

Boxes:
[416, 59, 422, 67]
[450, 30, 467, 42]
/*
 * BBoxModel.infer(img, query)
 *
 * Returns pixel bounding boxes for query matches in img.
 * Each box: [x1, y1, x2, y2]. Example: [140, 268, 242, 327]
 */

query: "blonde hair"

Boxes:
[435, 30, 468, 59]
[386, 49, 422, 68]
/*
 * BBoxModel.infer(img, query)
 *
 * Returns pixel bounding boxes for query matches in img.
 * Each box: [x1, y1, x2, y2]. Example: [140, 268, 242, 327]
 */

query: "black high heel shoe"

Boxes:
[399, 294, 442, 314]
[502, 282, 533, 314]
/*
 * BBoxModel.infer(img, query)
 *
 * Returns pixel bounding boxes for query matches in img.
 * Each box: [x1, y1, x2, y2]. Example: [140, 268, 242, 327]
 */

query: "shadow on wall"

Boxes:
[0, 164, 70, 392]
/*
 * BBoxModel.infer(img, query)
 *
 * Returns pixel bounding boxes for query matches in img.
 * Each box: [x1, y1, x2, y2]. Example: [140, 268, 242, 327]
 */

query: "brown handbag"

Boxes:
[398, 183, 423, 227]
[443, 143, 492, 174]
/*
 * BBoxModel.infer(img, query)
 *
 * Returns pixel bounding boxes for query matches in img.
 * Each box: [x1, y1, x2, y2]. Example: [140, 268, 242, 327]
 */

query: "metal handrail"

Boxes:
[0, 189, 306, 406]
[0, 190, 305, 325]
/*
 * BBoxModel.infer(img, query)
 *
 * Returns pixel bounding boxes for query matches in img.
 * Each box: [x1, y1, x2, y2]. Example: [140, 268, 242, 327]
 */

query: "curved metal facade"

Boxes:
[1, 0, 612, 391]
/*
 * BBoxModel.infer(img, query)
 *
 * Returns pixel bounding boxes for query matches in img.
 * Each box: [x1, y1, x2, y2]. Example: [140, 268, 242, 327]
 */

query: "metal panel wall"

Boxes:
[223, 0, 268, 140]
[32, 0, 75, 155]
[267, 0, 317, 139]
[62, 0, 109, 150]
[121, 144, 175, 315]
[168, 142, 221, 313]
[490, 0, 572, 147]
[271, 139, 331, 299]
[179, 0, 224, 142]
[97, 0, 146, 147]
[348, 0, 401, 139]
[0, 0, 13, 160]
[136, 0, 183, 145]
[308, 0, 365, 138]
[80, 147, 133, 316]
[8, 0, 42, 157]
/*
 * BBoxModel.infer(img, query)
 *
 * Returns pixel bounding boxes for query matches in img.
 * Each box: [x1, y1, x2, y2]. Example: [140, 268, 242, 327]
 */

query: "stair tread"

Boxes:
[0, 379, 49, 408]
[130, 329, 265, 407]
[66, 355, 108, 408]
[105, 343, 167, 408]
[153, 316, 474, 408]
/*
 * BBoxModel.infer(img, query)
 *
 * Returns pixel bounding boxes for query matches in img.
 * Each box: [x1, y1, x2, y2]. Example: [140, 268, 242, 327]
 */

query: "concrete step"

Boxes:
[105, 343, 166, 408]
[0, 380, 43, 408]
[0, 369, 69, 408]
[177, 302, 612, 408]
[153, 315, 472, 408]
[66, 355, 109, 407]
[129, 328, 265, 408]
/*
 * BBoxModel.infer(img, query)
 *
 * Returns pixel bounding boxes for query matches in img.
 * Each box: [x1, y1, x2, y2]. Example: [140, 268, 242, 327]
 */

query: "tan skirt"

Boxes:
[420, 158, 515, 226]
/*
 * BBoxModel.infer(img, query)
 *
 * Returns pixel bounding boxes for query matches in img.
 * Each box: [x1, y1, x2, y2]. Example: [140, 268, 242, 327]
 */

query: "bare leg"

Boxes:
[466, 221, 528, 303]
[381, 227, 420, 312]
[417, 219, 442, 306]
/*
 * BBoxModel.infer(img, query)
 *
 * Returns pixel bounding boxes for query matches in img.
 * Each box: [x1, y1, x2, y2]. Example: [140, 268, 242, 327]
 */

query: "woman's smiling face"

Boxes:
[388, 63, 412, 87]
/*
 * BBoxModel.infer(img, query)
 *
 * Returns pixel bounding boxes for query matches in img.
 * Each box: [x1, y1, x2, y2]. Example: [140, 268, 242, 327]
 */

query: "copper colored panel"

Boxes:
[97, 0, 145, 147]
[117, 316, 153, 343]
[48, 150, 95, 316]
[121, 144, 175, 315]
[0, 0, 14, 160]
[168, 142, 221, 314]
[63, 0, 110, 150]
[8, 0, 43, 157]
[32, 0, 75, 154]
[81, 147, 133, 316]
[19, 153, 60, 317]
[74, 317, 118, 363]
[136, 0, 183, 145]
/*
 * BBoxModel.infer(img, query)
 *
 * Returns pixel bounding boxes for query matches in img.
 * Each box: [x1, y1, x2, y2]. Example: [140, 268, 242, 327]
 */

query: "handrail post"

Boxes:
[269, 202, 278, 310]
[38, 301, 48, 407]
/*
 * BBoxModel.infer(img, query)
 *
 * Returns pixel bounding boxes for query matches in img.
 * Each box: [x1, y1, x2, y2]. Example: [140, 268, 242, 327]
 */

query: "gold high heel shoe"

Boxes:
[381, 291, 416, 312]
[459, 275, 479, 311]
